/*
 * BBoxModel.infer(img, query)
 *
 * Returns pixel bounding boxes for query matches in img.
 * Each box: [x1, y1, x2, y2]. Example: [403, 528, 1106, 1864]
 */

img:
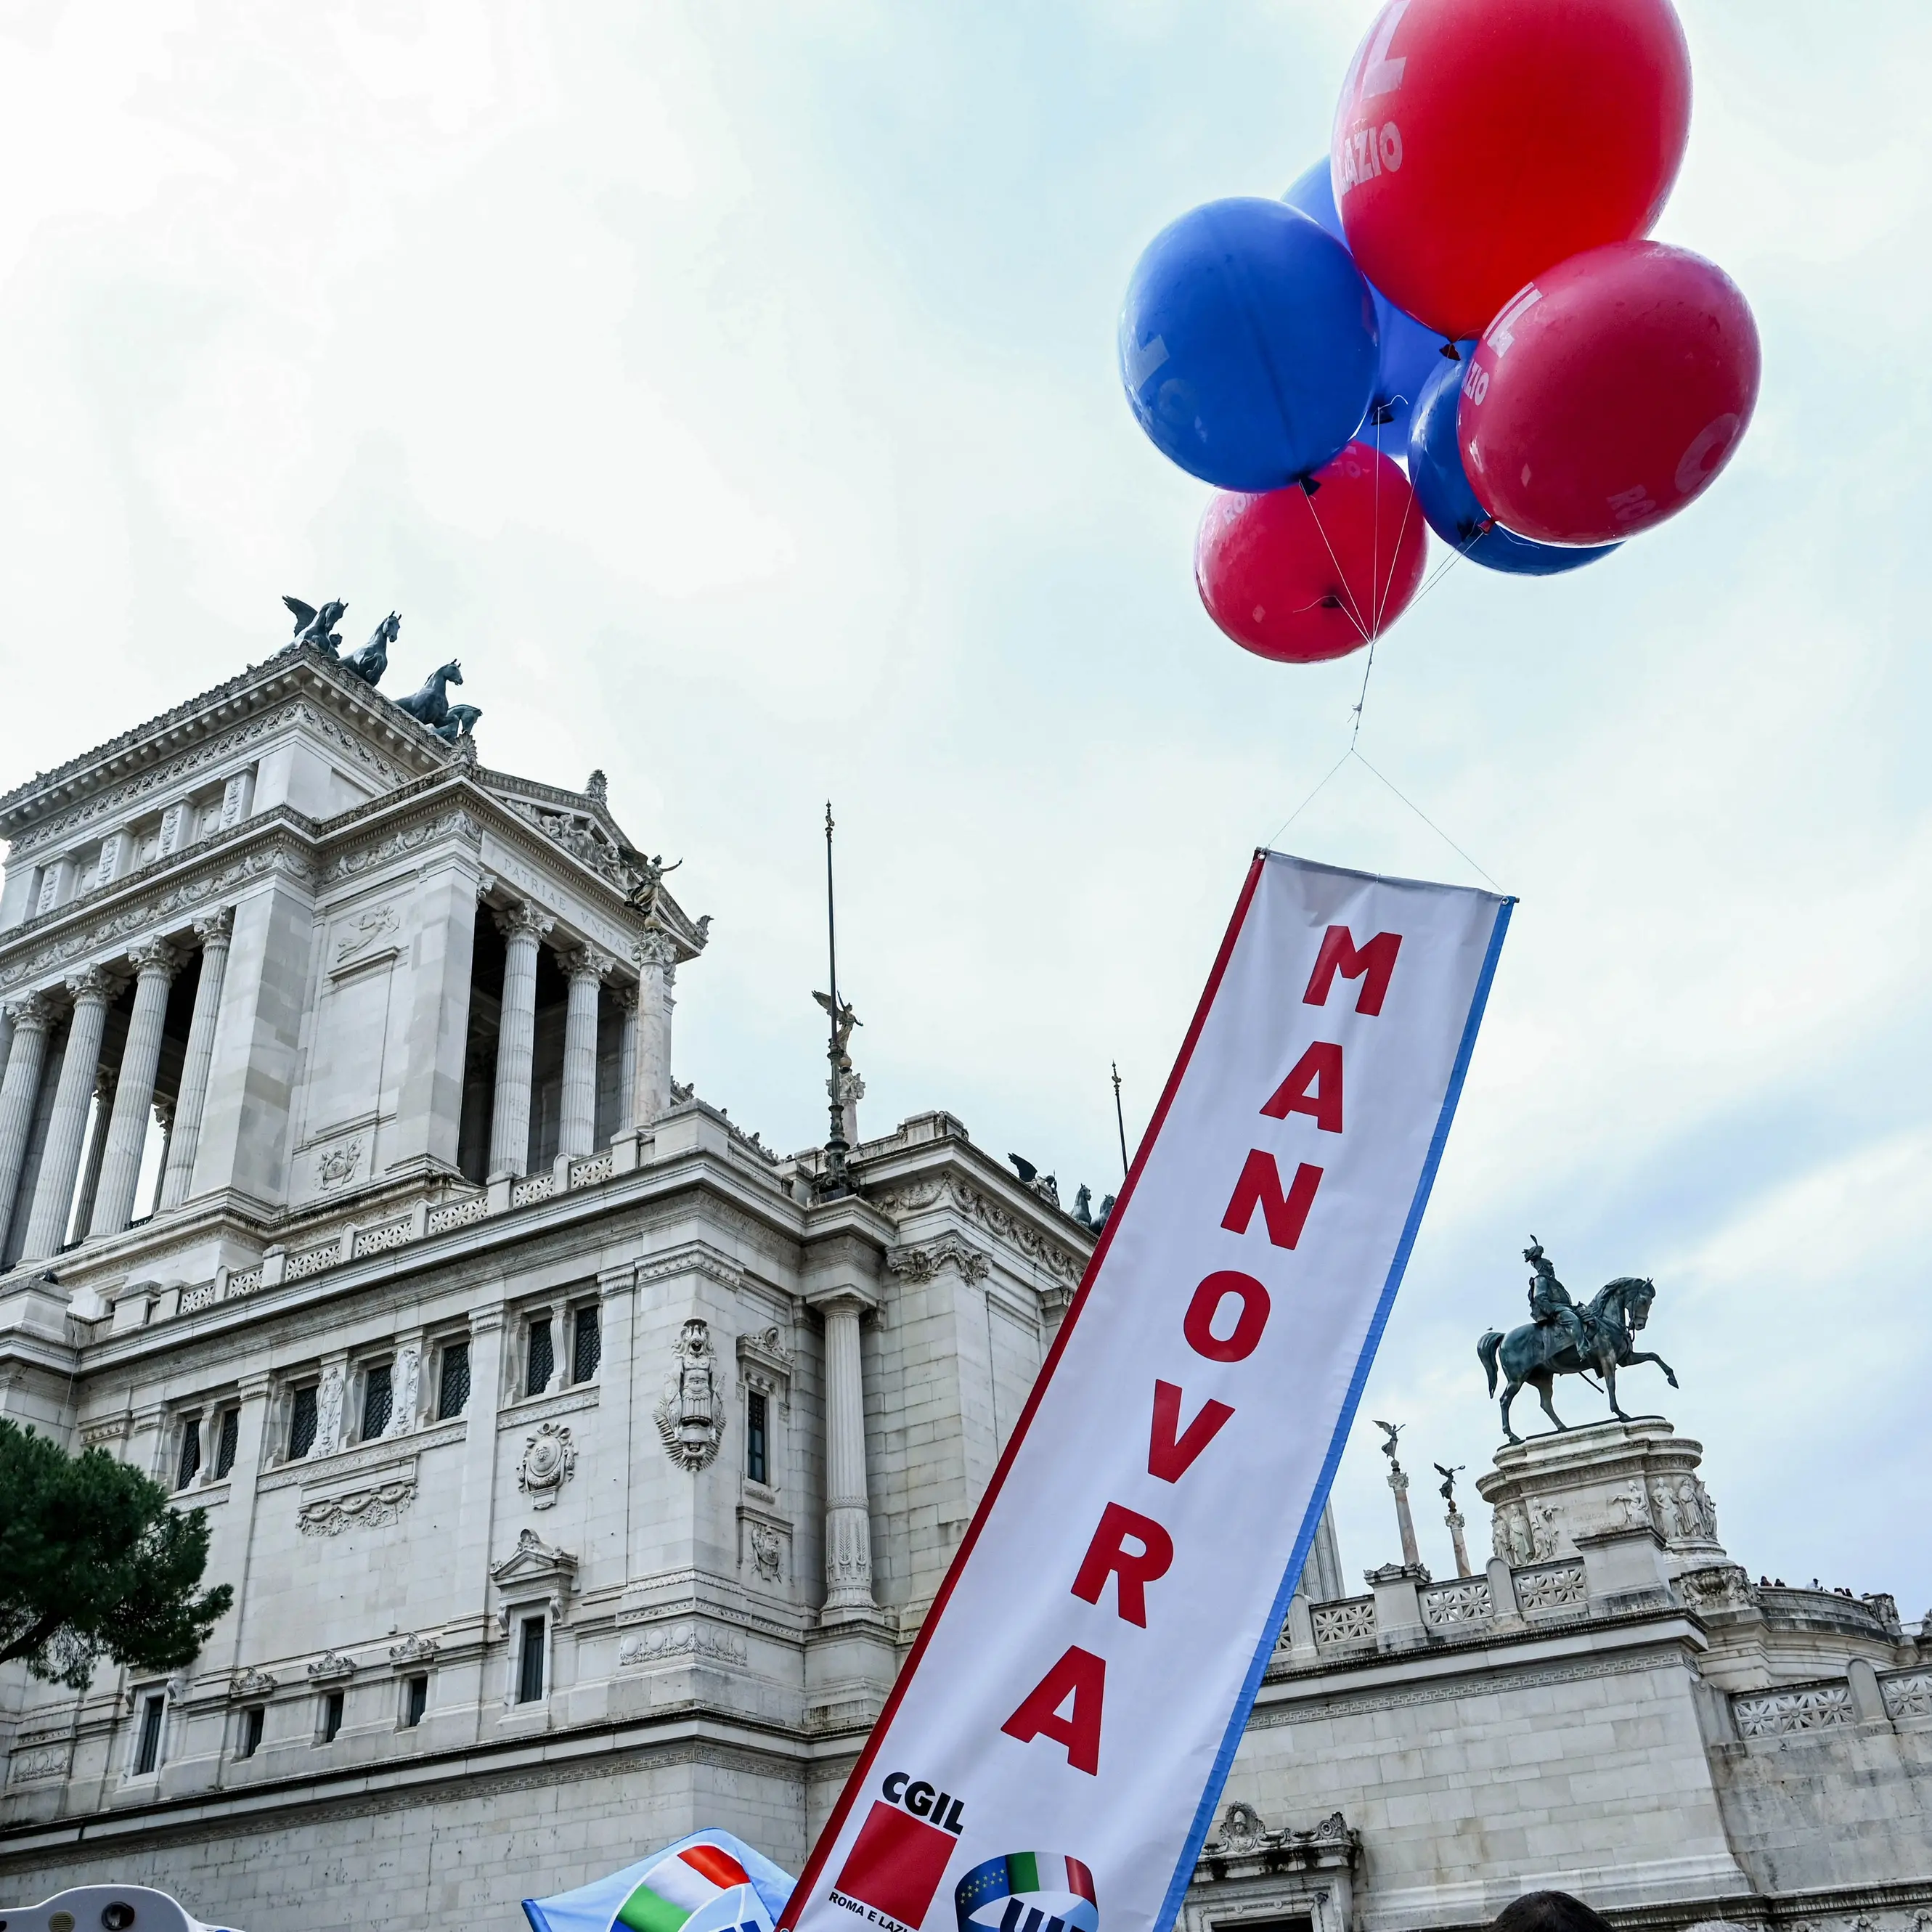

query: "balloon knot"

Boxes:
[1439, 341, 1462, 362]
[1318, 594, 1342, 609]
[1298, 475, 1322, 497]
[1366, 402, 1395, 427]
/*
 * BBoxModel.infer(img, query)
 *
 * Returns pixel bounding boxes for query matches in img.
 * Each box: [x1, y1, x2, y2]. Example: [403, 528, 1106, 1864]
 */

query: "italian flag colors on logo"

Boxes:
[619, 1845, 765, 1932]
[954, 1853, 1099, 1932]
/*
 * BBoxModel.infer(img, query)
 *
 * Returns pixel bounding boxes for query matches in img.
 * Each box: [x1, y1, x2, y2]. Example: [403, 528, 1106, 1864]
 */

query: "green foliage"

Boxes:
[0, 1419, 232, 1690]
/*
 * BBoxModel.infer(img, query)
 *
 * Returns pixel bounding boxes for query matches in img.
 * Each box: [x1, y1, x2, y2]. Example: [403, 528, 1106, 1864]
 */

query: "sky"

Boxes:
[0, 1, 1925, 1614]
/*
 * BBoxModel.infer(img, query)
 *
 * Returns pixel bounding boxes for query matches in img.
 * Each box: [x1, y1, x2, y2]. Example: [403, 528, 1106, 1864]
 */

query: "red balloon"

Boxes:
[1332, 0, 1692, 340]
[1196, 443, 1429, 664]
[1457, 241, 1759, 547]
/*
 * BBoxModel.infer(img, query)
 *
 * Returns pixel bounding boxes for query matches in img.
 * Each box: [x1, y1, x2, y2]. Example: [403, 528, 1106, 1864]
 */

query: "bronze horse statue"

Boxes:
[396, 659, 462, 730]
[341, 611, 399, 687]
[1478, 1276, 1679, 1444]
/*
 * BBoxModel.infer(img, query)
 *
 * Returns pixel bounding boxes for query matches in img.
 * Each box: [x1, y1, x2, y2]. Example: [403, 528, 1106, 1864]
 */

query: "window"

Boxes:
[133, 1692, 165, 1775]
[746, 1390, 769, 1485]
[516, 1615, 546, 1703]
[361, 1361, 393, 1440]
[237, 1705, 264, 1759]
[175, 1417, 201, 1490]
[288, 1384, 318, 1460]
[213, 1406, 240, 1479]
[571, 1305, 600, 1384]
[525, 1317, 553, 1398]
[320, 1690, 345, 1743]
[438, 1339, 470, 1419]
[402, 1674, 428, 1728]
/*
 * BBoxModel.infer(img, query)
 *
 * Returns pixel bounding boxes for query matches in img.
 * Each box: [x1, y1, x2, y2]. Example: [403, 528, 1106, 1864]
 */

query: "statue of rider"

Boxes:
[1524, 1238, 1589, 1362]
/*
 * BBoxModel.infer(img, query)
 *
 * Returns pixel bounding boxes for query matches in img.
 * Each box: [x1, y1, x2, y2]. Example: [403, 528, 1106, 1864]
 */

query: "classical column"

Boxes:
[147, 1096, 174, 1220]
[820, 1292, 876, 1613]
[90, 939, 182, 1238]
[613, 984, 637, 1134]
[629, 929, 677, 1127]
[487, 902, 550, 1179]
[0, 994, 57, 1247]
[158, 911, 232, 1212]
[1446, 1501, 1472, 1579]
[0, 1008, 14, 1089]
[18, 966, 121, 1263]
[558, 949, 606, 1159]
[1388, 1459, 1422, 1570]
[70, 1068, 117, 1244]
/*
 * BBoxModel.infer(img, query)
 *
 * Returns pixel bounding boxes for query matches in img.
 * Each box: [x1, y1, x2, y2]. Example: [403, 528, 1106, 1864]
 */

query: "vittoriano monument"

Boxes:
[1478, 1238, 1679, 1443]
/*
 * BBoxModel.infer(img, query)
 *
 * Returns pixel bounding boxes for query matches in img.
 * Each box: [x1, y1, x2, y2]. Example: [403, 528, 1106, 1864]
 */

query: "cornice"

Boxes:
[0, 645, 449, 841]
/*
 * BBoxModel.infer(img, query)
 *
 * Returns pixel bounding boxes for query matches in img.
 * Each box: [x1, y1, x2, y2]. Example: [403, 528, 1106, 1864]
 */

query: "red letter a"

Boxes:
[1303, 926, 1402, 1015]
[1000, 1645, 1106, 1776]
[1260, 1041, 1343, 1132]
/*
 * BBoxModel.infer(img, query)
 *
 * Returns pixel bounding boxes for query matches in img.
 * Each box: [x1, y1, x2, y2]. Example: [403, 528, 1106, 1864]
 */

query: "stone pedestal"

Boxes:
[1367, 1561, 1429, 1653]
[1476, 1416, 1726, 1578]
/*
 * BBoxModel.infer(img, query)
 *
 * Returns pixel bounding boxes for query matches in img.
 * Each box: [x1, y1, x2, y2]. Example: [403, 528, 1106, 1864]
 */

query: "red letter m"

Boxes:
[1303, 925, 1402, 1016]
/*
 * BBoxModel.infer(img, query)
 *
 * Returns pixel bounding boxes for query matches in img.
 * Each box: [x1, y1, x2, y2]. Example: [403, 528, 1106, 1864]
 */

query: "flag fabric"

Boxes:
[781, 851, 1511, 1932]
[525, 1831, 798, 1932]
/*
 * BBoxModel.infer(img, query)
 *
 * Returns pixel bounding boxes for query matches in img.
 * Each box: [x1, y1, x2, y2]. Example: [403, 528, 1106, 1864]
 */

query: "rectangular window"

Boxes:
[403, 1674, 428, 1728]
[134, 1693, 165, 1775]
[320, 1690, 345, 1743]
[238, 1705, 264, 1759]
[438, 1340, 470, 1419]
[288, 1385, 317, 1460]
[571, 1305, 600, 1384]
[175, 1417, 201, 1490]
[746, 1390, 769, 1485]
[361, 1361, 393, 1440]
[516, 1615, 546, 1703]
[525, 1318, 553, 1398]
[213, 1406, 239, 1479]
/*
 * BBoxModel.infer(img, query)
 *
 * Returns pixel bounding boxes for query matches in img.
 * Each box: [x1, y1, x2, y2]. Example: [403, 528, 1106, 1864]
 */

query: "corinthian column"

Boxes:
[70, 1068, 116, 1242]
[819, 1291, 876, 1613]
[629, 929, 677, 1128]
[488, 902, 550, 1179]
[90, 939, 182, 1238]
[18, 967, 121, 1263]
[558, 948, 606, 1158]
[158, 910, 232, 1212]
[0, 994, 57, 1247]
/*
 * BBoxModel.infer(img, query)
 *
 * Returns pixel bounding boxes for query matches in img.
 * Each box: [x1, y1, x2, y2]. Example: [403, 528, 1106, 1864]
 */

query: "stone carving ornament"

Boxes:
[656, 1318, 724, 1471]
[518, 1422, 577, 1509]
[306, 1650, 355, 1682]
[314, 1364, 346, 1455]
[316, 1139, 362, 1191]
[334, 901, 402, 965]
[388, 1345, 422, 1435]
[298, 1477, 416, 1536]
[229, 1667, 279, 1698]
[748, 1521, 783, 1581]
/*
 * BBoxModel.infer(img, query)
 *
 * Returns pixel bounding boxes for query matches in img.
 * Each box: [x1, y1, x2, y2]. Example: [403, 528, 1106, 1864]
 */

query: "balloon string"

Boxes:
[1261, 745, 1505, 892]
[1350, 637, 1377, 748]
[1375, 468, 1417, 639]
[1297, 484, 1371, 645]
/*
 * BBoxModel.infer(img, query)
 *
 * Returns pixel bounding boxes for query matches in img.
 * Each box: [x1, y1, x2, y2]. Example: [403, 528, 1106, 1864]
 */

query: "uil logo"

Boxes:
[953, 1854, 1099, 1932]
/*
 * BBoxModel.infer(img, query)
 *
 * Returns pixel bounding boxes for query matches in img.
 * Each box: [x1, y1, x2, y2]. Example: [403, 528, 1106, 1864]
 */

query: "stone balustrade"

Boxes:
[1729, 1666, 1932, 1740]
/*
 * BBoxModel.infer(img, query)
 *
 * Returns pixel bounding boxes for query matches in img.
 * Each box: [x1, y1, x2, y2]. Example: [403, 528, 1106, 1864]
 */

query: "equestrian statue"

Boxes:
[341, 611, 399, 687]
[1477, 1238, 1679, 1443]
[395, 659, 463, 730]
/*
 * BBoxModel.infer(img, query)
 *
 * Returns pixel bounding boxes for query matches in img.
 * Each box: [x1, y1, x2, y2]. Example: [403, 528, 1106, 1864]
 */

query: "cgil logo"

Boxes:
[881, 1773, 966, 1835]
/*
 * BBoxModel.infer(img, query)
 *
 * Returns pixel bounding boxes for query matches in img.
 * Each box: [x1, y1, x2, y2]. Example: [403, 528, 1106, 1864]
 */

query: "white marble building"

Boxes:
[1, 637, 1927, 1932]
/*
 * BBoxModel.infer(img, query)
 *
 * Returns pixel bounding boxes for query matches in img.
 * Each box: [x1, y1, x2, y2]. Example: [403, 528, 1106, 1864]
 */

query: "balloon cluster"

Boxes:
[1118, 0, 1761, 664]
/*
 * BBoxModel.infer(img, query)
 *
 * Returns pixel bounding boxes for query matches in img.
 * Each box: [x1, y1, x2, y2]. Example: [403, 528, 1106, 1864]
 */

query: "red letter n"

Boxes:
[1303, 926, 1403, 1015]
[1071, 1502, 1174, 1627]
[1001, 1645, 1106, 1776]
[1220, 1152, 1322, 1250]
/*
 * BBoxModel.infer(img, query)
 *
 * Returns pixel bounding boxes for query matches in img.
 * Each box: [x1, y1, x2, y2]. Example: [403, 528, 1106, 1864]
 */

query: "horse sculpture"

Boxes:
[395, 659, 462, 730]
[434, 702, 481, 744]
[1478, 1275, 1678, 1444]
[341, 611, 399, 687]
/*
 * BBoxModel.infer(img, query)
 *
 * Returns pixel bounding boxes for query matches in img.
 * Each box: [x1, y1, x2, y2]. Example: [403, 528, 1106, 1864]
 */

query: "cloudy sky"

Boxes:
[0, 1, 1925, 1613]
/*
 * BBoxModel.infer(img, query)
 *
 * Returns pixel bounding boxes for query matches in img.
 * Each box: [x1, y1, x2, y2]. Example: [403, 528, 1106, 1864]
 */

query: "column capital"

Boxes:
[92, 1065, 118, 1103]
[6, 990, 59, 1033]
[561, 945, 614, 984]
[128, 937, 184, 982]
[635, 928, 679, 971]
[192, 906, 235, 947]
[65, 963, 123, 1007]
[608, 979, 638, 1014]
[494, 900, 553, 944]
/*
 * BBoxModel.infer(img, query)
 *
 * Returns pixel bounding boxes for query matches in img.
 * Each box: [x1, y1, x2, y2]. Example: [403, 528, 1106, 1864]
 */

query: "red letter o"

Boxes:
[1183, 1271, 1271, 1361]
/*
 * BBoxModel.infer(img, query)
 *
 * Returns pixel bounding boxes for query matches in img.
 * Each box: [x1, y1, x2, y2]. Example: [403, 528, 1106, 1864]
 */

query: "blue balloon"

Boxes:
[1118, 197, 1378, 492]
[1406, 360, 1621, 576]
[1281, 160, 1457, 447]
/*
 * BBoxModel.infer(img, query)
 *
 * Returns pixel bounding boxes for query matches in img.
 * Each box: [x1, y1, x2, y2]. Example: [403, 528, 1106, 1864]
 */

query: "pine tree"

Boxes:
[0, 1419, 233, 1690]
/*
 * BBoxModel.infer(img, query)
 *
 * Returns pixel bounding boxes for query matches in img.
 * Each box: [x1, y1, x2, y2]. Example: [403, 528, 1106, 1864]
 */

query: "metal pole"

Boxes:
[822, 802, 851, 1194]
[1111, 1061, 1129, 1179]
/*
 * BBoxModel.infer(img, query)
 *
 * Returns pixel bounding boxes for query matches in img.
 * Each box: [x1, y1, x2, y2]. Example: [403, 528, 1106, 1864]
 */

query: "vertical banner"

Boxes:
[782, 852, 1512, 1932]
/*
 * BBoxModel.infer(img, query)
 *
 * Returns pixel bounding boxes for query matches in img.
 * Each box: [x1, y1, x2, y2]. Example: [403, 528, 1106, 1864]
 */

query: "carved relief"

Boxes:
[656, 1318, 725, 1471]
[314, 1364, 346, 1456]
[886, 1236, 992, 1285]
[388, 1632, 439, 1666]
[748, 1522, 783, 1581]
[316, 1139, 364, 1191]
[387, 1345, 422, 1435]
[518, 1422, 577, 1509]
[1678, 1565, 1755, 1614]
[616, 1623, 749, 1668]
[306, 1651, 355, 1682]
[229, 1668, 279, 1698]
[329, 809, 480, 882]
[298, 1477, 416, 1536]
[7, 1745, 68, 1784]
[875, 1175, 1085, 1286]
[333, 900, 402, 967]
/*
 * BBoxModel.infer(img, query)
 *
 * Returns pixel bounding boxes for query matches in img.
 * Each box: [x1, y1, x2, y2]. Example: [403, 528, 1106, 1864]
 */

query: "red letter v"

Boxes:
[1148, 1379, 1235, 1483]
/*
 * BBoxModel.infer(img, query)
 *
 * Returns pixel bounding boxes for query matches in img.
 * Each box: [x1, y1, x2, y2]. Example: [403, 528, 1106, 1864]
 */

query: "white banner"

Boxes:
[781, 852, 1511, 1932]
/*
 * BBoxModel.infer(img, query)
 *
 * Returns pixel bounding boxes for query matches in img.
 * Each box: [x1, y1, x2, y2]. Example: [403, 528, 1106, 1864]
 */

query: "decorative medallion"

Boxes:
[518, 1422, 577, 1510]
[655, 1317, 725, 1472]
